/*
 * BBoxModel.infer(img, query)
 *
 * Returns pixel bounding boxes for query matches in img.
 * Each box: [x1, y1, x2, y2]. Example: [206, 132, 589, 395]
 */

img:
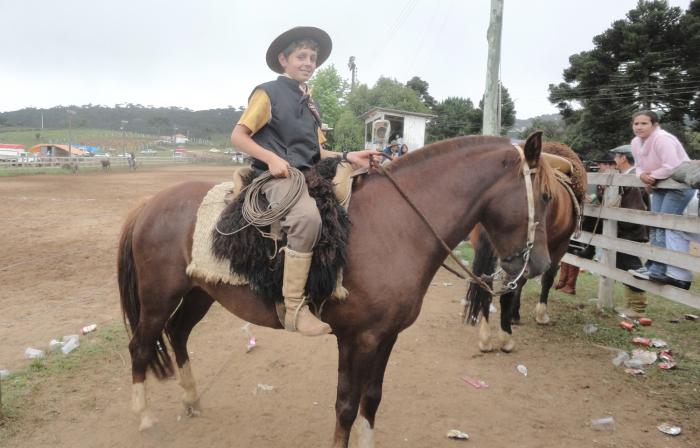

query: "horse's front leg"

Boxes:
[352, 334, 398, 448]
[499, 290, 515, 353]
[332, 333, 378, 448]
[536, 264, 558, 325]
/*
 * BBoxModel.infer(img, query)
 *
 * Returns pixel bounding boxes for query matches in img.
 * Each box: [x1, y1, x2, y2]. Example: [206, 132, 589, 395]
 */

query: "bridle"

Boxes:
[373, 143, 539, 296]
[499, 144, 539, 290]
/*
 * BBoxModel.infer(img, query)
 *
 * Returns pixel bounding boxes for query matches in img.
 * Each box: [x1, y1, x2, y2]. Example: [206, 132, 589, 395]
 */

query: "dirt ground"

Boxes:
[0, 166, 696, 447]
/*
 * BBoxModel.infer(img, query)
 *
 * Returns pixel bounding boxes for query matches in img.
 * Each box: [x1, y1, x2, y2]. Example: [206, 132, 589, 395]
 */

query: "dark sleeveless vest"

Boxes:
[250, 76, 321, 173]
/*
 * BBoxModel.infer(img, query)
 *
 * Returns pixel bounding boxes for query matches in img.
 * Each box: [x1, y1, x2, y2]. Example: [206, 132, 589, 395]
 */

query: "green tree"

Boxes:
[333, 109, 365, 151]
[309, 64, 348, 128]
[518, 117, 566, 142]
[549, 0, 698, 154]
[406, 76, 436, 109]
[427, 97, 478, 142]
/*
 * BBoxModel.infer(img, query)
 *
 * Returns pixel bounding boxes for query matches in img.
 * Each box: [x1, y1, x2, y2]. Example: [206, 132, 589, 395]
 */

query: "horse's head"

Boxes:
[480, 132, 552, 281]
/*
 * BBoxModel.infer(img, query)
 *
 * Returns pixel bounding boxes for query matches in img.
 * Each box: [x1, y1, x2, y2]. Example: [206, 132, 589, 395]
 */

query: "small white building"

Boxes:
[359, 107, 436, 151]
[174, 134, 189, 144]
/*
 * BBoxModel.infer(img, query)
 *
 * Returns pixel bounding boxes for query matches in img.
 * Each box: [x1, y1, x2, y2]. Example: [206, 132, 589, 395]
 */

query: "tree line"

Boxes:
[0, 104, 242, 146]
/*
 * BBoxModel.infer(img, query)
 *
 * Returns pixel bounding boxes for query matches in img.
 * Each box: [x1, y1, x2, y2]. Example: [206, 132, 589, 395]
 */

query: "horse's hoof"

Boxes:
[535, 303, 550, 325]
[184, 400, 202, 417]
[499, 332, 515, 353]
[478, 342, 494, 353]
[500, 339, 515, 353]
[139, 411, 159, 432]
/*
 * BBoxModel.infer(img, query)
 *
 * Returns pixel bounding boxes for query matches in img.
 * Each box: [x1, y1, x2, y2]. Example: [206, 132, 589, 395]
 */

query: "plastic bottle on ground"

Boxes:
[24, 347, 45, 359]
[61, 336, 80, 354]
[591, 416, 615, 431]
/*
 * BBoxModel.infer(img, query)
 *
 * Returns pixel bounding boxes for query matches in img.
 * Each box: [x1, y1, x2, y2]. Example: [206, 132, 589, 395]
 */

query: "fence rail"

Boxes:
[565, 172, 699, 310]
[0, 155, 238, 170]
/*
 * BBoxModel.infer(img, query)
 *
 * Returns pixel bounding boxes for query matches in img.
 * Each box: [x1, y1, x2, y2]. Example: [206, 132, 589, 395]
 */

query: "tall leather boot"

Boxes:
[283, 248, 331, 336]
[615, 287, 647, 318]
[554, 263, 570, 290]
[560, 265, 579, 295]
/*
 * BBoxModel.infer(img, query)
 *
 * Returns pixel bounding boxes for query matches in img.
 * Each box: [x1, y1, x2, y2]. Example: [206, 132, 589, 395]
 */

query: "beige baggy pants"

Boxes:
[260, 176, 322, 252]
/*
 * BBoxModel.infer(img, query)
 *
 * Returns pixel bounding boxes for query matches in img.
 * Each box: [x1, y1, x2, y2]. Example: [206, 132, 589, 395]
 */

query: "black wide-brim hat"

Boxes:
[266, 26, 332, 74]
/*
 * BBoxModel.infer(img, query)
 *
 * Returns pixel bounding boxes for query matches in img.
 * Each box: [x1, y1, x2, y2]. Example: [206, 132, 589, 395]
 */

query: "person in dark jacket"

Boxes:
[608, 145, 650, 317]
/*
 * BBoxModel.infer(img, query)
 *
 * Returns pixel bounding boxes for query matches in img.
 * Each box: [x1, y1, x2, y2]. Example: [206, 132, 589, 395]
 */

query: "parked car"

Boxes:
[140, 149, 157, 155]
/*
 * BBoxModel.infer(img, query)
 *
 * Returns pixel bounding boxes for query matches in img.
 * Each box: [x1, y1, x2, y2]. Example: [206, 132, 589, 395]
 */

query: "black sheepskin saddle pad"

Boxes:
[211, 158, 351, 305]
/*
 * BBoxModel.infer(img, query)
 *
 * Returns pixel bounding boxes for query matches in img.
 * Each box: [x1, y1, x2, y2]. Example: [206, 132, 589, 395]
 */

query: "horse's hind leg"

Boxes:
[129, 288, 184, 431]
[536, 264, 558, 325]
[166, 288, 214, 417]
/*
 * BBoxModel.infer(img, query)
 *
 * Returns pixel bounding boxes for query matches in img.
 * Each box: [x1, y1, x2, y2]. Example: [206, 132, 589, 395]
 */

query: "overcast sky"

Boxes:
[1, 0, 692, 118]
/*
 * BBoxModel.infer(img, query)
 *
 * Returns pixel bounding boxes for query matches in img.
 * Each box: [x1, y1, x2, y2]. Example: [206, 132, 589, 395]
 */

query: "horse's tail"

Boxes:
[465, 231, 498, 325]
[117, 200, 175, 380]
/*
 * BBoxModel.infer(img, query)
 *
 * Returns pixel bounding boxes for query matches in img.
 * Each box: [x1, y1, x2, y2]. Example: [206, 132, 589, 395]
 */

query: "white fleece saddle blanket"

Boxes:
[185, 182, 248, 285]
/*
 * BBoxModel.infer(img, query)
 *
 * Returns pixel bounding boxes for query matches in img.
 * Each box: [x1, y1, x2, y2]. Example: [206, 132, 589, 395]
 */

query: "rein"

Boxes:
[373, 145, 538, 295]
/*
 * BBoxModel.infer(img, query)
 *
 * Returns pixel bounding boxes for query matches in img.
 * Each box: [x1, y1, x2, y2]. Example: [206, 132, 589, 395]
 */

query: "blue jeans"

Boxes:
[647, 188, 697, 280]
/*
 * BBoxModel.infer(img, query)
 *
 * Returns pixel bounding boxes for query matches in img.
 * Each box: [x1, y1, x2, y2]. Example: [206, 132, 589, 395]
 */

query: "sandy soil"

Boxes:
[0, 166, 695, 447]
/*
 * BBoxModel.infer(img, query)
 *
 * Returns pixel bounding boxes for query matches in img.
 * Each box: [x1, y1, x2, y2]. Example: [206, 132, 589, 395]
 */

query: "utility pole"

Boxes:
[348, 56, 357, 91]
[121, 120, 129, 158]
[482, 0, 504, 136]
[67, 110, 76, 162]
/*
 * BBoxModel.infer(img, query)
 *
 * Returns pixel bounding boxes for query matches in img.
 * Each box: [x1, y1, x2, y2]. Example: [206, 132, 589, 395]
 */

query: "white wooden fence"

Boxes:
[0, 155, 239, 170]
[564, 172, 700, 310]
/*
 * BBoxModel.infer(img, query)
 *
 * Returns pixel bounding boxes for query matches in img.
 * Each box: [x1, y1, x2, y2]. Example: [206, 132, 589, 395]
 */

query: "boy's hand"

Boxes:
[267, 154, 290, 178]
[346, 149, 383, 169]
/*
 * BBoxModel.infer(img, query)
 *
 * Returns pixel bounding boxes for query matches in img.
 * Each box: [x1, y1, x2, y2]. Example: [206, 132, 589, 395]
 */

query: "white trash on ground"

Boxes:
[591, 416, 615, 431]
[516, 364, 528, 376]
[657, 422, 682, 436]
[48, 339, 64, 351]
[446, 429, 470, 440]
[24, 347, 45, 359]
[61, 335, 80, 354]
[611, 351, 630, 366]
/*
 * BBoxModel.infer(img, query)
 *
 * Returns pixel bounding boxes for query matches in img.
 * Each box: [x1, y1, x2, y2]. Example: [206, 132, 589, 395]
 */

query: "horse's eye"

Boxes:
[542, 193, 551, 203]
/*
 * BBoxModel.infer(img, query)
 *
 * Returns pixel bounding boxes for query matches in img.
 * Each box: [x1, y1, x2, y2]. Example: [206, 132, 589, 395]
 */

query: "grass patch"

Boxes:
[520, 271, 700, 416]
[457, 241, 699, 424]
[0, 324, 128, 439]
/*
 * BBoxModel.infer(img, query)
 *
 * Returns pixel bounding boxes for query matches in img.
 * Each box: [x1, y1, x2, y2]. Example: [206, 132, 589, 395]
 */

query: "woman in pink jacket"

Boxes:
[629, 110, 695, 290]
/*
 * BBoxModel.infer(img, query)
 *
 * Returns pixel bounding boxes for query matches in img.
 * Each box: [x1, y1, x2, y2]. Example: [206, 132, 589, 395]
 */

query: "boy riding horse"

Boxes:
[231, 26, 378, 336]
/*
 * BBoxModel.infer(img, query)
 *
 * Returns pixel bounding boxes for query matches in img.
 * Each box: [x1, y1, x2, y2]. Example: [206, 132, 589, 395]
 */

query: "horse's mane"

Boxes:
[389, 135, 511, 171]
[388, 135, 559, 198]
[532, 147, 558, 197]
[541, 141, 587, 204]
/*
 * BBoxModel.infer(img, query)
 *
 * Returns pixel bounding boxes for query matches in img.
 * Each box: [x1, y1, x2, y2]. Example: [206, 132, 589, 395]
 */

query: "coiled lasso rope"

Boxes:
[216, 167, 306, 243]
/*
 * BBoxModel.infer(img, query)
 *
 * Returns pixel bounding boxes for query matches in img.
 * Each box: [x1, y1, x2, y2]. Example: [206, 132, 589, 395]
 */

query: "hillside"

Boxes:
[0, 105, 243, 147]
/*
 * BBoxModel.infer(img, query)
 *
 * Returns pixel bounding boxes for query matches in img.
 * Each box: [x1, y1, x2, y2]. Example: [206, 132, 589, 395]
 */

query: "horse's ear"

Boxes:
[523, 131, 543, 166]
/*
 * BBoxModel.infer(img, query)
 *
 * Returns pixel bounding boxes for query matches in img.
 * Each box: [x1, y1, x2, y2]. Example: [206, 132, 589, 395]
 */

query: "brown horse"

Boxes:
[118, 133, 552, 447]
[465, 142, 585, 352]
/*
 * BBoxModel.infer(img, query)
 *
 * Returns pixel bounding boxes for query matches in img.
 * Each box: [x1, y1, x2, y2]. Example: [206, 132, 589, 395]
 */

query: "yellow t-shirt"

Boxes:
[237, 88, 326, 146]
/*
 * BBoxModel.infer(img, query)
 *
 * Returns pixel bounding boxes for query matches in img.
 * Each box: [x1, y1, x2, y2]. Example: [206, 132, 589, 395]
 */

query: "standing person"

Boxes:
[609, 145, 650, 317]
[629, 111, 695, 290]
[383, 141, 400, 159]
[230, 26, 379, 336]
[399, 144, 409, 156]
